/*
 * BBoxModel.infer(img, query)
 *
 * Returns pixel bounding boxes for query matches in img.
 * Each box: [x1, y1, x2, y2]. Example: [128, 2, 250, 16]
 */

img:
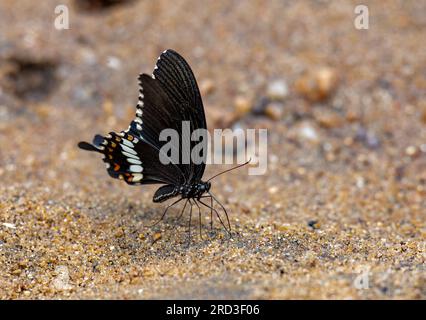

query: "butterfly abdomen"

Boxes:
[153, 184, 180, 203]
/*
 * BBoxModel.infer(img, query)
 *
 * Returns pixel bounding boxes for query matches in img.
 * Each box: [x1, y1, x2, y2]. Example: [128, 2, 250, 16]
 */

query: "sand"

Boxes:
[0, 0, 424, 299]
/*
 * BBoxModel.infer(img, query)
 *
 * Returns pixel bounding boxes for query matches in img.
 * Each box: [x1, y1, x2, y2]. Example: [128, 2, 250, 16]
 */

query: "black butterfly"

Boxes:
[78, 49, 247, 237]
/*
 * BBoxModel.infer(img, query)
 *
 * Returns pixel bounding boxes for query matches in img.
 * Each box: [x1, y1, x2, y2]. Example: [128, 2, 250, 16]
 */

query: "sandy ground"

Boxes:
[0, 0, 425, 299]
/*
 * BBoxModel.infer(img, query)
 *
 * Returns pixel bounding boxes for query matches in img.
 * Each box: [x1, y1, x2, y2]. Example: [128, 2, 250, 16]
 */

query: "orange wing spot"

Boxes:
[115, 136, 121, 142]
[110, 142, 117, 148]
[127, 135, 134, 141]
[108, 148, 113, 153]
[113, 163, 120, 171]
[108, 155, 113, 160]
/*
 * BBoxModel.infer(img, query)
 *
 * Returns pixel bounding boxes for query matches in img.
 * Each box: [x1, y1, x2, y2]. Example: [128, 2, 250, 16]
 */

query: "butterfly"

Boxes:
[78, 49, 248, 237]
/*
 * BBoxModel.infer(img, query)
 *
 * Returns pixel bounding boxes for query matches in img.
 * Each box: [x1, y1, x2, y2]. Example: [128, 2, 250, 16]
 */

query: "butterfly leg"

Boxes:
[148, 197, 183, 227]
[187, 199, 194, 244]
[210, 196, 213, 230]
[194, 200, 203, 240]
[208, 192, 232, 233]
[175, 198, 189, 225]
[198, 199, 231, 235]
[198, 195, 213, 230]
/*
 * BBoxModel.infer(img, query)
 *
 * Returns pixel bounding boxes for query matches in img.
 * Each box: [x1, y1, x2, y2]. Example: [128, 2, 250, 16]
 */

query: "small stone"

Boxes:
[52, 265, 73, 291]
[200, 79, 215, 96]
[266, 80, 288, 100]
[102, 99, 114, 116]
[297, 122, 320, 143]
[356, 176, 366, 189]
[315, 110, 344, 129]
[2, 222, 16, 229]
[153, 232, 162, 242]
[114, 228, 124, 238]
[252, 96, 269, 115]
[295, 67, 338, 102]
[12, 269, 22, 275]
[265, 102, 283, 120]
[138, 233, 145, 240]
[405, 146, 419, 157]
[355, 128, 381, 149]
[234, 96, 252, 117]
[106, 56, 122, 70]
[307, 220, 319, 230]
[346, 110, 360, 122]
[268, 186, 278, 194]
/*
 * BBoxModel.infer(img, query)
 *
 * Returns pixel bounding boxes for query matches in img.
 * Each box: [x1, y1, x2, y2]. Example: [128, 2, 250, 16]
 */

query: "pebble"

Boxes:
[265, 102, 283, 120]
[405, 146, 419, 157]
[295, 67, 338, 101]
[355, 127, 381, 149]
[315, 110, 344, 129]
[296, 122, 320, 143]
[234, 96, 252, 117]
[266, 80, 288, 100]
[200, 79, 215, 96]
[268, 186, 278, 194]
[106, 56, 122, 70]
[52, 265, 73, 291]
[252, 96, 270, 115]
[153, 232, 162, 242]
[2, 222, 16, 229]
[307, 220, 320, 230]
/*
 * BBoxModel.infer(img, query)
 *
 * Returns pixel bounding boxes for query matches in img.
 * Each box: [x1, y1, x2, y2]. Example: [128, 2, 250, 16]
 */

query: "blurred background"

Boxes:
[0, 0, 424, 299]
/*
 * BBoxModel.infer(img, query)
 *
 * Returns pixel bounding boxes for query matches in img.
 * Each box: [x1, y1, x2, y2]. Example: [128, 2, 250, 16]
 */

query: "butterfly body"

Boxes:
[152, 181, 211, 203]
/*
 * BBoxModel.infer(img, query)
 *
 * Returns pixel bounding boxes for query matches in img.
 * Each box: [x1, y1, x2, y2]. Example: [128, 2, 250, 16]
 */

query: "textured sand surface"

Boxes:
[0, 0, 425, 299]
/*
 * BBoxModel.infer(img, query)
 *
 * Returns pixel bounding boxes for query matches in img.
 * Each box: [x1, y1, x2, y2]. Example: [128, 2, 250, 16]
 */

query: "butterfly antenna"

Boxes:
[206, 158, 252, 182]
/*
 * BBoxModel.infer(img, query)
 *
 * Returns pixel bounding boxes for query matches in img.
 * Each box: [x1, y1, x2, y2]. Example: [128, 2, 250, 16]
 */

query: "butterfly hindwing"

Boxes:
[79, 129, 183, 186]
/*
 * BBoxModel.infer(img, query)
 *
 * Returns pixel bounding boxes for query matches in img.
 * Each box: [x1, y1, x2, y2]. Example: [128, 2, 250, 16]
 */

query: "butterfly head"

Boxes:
[197, 181, 211, 194]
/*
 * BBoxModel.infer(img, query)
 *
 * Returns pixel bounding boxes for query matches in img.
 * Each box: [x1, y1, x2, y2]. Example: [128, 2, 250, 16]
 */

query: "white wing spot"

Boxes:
[127, 158, 142, 165]
[122, 139, 134, 148]
[132, 174, 143, 182]
[122, 150, 139, 160]
[120, 144, 137, 155]
[129, 165, 143, 173]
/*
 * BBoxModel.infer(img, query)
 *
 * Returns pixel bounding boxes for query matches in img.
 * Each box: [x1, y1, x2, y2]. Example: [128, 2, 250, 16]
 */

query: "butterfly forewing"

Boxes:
[152, 50, 208, 183]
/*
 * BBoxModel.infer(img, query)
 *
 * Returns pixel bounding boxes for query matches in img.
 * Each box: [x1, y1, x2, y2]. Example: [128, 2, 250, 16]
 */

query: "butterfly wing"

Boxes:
[151, 49, 208, 183]
[78, 49, 207, 197]
[78, 129, 185, 186]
